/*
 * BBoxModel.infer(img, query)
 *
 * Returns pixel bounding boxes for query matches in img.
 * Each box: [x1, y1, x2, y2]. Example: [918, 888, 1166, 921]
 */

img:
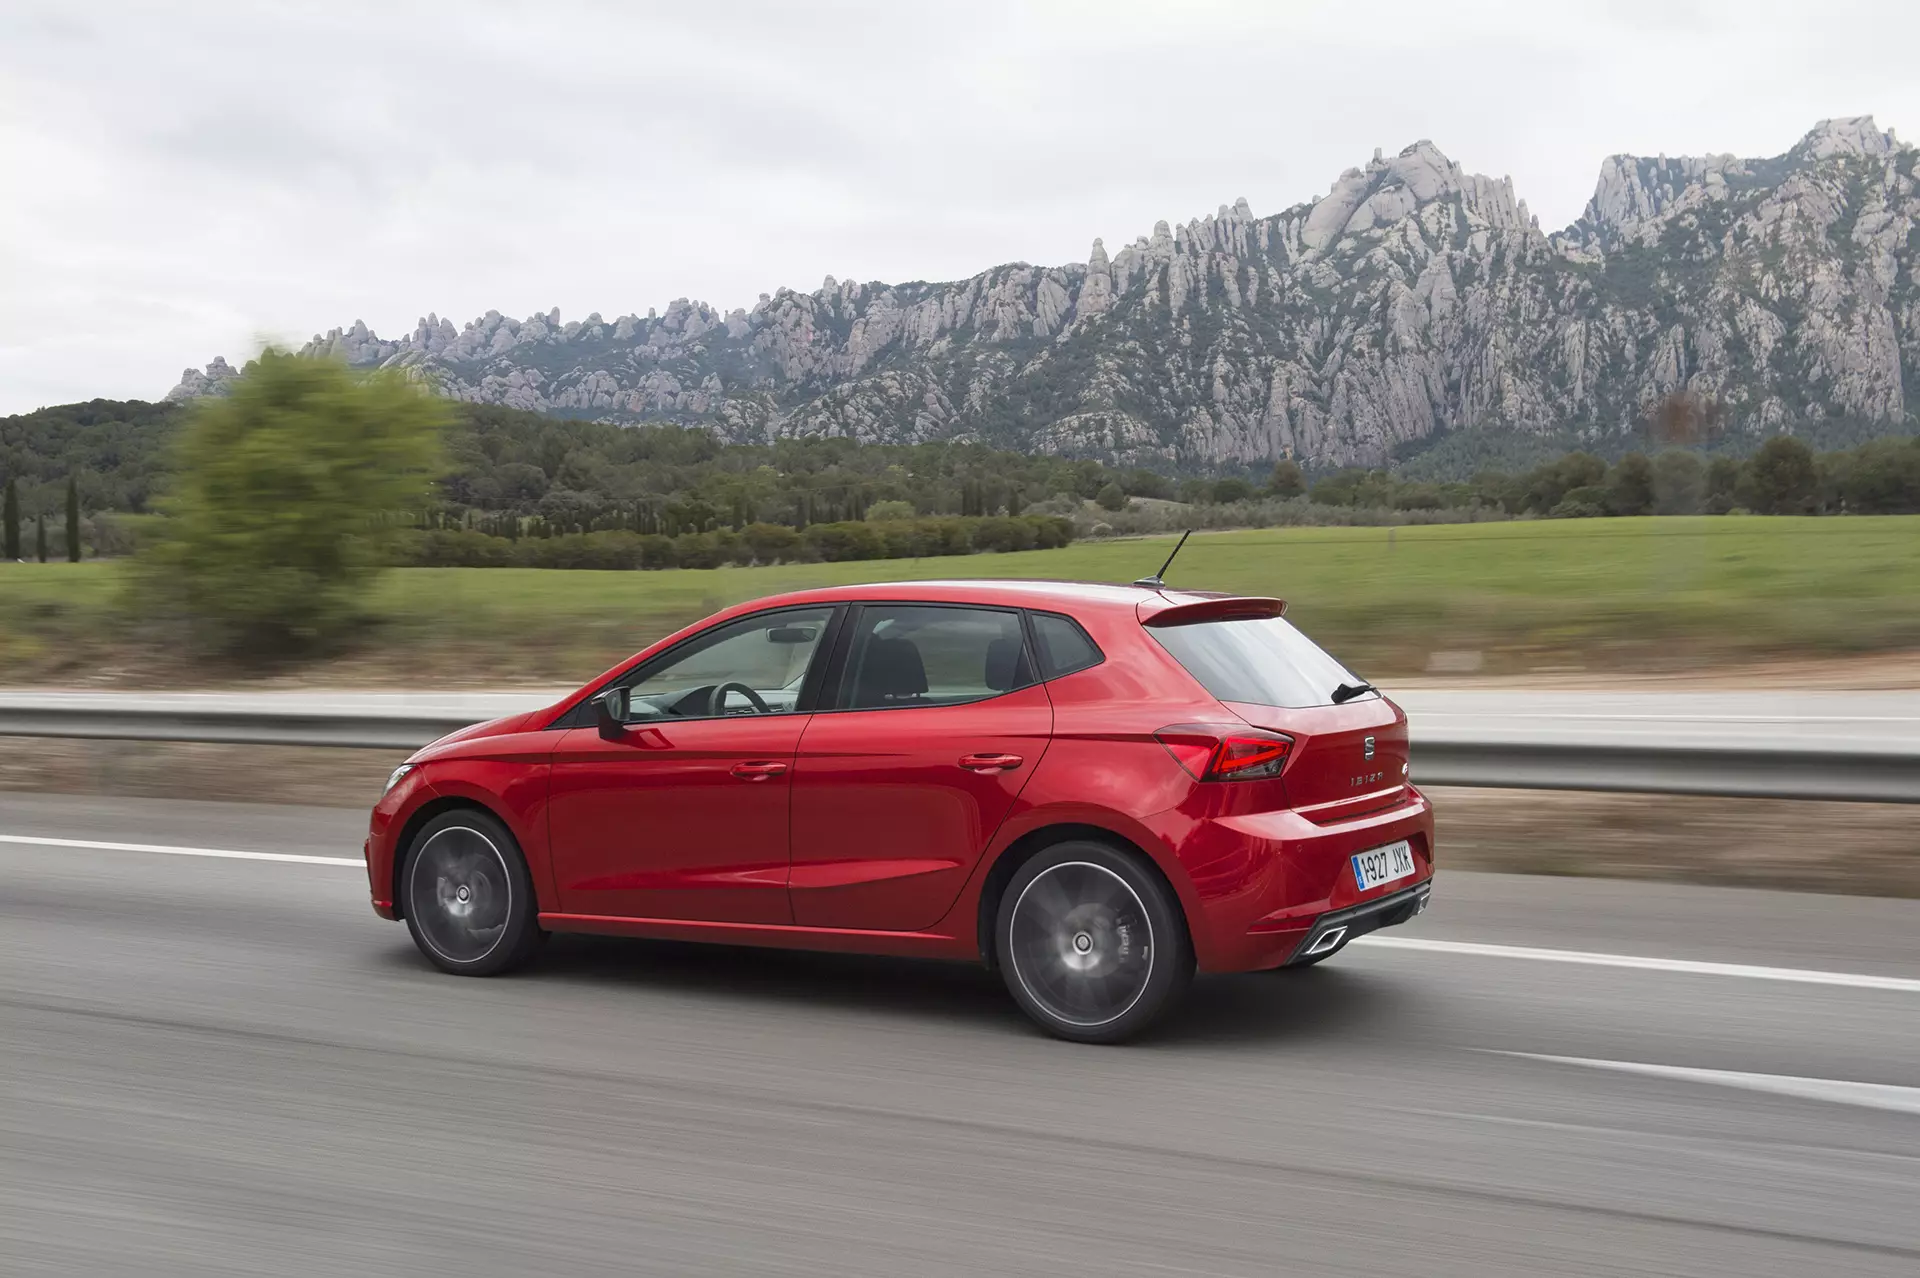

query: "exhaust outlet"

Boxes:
[1303, 926, 1347, 957]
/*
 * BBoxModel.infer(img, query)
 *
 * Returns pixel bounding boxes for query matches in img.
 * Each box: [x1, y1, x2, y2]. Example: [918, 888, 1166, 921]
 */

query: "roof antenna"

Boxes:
[1133, 529, 1192, 589]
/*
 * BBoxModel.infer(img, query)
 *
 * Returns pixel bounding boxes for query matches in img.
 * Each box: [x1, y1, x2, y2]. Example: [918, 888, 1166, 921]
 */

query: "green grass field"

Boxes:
[3, 516, 1916, 686]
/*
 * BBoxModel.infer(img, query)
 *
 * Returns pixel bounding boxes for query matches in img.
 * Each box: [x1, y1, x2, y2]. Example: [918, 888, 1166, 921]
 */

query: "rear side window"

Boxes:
[838, 605, 1034, 709]
[1028, 611, 1103, 679]
[1149, 616, 1366, 709]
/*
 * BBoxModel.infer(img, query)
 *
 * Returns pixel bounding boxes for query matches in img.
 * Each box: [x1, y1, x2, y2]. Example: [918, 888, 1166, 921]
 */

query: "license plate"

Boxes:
[1351, 840, 1416, 892]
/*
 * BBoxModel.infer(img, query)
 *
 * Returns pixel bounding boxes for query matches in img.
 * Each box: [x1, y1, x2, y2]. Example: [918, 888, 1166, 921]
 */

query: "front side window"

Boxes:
[838, 605, 1033, 710]
[619, 607, 833, 720]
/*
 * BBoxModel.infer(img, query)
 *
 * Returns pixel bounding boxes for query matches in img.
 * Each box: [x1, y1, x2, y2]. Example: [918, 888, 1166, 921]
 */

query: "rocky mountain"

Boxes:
[170, 117, 1920, 469]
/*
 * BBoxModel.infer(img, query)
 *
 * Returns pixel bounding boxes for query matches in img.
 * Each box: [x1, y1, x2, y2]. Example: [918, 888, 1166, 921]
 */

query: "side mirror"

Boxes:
[593, 687, 630, 741]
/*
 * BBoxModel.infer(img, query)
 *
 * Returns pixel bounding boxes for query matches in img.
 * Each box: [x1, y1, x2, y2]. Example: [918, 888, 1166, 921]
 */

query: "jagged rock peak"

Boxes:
[1795, 115, 1897, 159]
[162, 117, 1920, 473]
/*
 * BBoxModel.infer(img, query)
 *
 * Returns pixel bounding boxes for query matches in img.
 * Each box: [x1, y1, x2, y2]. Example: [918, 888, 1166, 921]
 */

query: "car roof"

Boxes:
[726, 578, 1233, 619]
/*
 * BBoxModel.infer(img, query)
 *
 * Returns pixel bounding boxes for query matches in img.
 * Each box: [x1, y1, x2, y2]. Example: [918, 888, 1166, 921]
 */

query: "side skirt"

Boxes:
[538, 912, 982, 962]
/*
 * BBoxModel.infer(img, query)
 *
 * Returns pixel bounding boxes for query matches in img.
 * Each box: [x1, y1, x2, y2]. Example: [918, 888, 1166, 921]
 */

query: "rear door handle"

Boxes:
[730, 760, 789, 781]
[958, 753, 1024, 773]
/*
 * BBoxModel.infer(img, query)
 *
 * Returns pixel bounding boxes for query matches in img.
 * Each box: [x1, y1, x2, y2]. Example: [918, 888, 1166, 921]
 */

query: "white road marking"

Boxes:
[1493, 1052, 1920, 1117]
[0, 833, 361, 867]
[6, 834, 1920, 998]
[1354, 935, 1920, 993]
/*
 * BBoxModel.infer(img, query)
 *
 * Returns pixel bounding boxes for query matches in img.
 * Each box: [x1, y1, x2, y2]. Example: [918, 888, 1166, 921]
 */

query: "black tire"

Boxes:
[399, 809, 543, 977]
[994, 840, 1193, 1044]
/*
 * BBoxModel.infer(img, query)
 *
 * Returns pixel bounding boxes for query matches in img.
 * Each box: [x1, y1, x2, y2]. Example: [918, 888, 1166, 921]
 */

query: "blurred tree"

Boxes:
[1266, 459, 1305, 499]
[1642, 389, 1725, 448]
[1210, 477, 1254, 504]
[1704, 457, 1743, 514]
[65, 475, 81, 561]
[137, 350, 448, 657]
[1605, 453, 1656, 515]
[1651, 450, 1706, 515]
[1742, 436, 1819, 514]
[35, 514, 47, 562]
[2, 477, 17, 560]
[1095, 481, 1128, 511]
[864, 499, 916, 522]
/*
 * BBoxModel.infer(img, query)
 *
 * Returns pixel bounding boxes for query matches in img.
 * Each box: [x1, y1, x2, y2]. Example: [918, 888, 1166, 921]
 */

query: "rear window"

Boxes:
[1148, 616, 1368, 709]
[1028, 611, 1103, 679]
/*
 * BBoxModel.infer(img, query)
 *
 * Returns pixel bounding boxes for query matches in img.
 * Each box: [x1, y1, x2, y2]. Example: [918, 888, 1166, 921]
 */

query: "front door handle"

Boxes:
[958, 753, 1024, 774]
[730, 760, 789, 781]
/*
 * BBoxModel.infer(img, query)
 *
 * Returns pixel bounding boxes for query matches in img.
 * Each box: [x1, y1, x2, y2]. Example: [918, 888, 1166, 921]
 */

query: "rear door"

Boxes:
[787, 603, 1052, 931]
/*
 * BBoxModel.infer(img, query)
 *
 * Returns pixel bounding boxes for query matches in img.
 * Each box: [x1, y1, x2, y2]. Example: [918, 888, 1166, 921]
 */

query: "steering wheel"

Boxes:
[708, 681, 771, 716]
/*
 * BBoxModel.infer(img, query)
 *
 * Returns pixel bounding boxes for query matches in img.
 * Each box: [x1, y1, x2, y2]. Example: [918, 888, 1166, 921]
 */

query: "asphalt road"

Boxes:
[4, 793, 1919, 1276]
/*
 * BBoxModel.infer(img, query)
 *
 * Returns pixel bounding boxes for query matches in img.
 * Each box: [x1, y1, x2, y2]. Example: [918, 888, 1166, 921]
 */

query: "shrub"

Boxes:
[864, 499, 917, 522]
[137, 350, 446, 656]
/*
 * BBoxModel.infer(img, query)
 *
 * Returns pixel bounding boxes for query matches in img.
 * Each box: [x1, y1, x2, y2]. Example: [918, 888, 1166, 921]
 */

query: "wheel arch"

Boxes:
[388, 796, 515, 920]
[974, 821, 1190, 971]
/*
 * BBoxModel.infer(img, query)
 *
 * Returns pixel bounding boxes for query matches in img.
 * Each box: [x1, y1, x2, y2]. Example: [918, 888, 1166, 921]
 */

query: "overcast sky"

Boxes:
[3, 0, 1916, 415]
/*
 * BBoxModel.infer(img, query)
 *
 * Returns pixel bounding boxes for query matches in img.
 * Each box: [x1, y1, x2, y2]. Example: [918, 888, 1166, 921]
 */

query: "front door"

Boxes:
[547, 606, 835, 923]
[788, 604, 1052, 931]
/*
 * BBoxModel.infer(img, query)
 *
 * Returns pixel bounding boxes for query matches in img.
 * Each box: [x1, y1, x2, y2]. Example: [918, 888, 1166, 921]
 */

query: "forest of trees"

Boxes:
[2, 395, 1917, 566]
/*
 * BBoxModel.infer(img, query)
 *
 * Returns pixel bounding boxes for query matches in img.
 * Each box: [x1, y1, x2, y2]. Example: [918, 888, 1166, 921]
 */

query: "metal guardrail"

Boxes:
[0, 699, 1913, 803]
[1411, 739, 1919, 804]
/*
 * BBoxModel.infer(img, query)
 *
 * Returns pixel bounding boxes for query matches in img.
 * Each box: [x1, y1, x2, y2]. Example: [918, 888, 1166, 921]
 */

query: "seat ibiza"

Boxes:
[366, 580, 1434, 1042]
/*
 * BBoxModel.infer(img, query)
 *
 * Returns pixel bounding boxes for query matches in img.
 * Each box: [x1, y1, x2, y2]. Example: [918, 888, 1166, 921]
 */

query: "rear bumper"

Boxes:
[1285, 879, 1431, 965]
[1159, 789, 1435, 972]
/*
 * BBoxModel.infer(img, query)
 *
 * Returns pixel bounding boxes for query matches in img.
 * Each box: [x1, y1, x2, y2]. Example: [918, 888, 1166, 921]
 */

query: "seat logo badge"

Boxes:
[1363, 735, 1376, 760]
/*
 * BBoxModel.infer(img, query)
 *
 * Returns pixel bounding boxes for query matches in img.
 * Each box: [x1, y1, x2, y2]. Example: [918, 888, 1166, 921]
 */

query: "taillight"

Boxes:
[1154, 724, 1293, 781]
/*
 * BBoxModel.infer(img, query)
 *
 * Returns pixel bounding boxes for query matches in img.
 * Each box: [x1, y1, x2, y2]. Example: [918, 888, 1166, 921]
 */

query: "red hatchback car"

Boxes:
[367, 580, 1434, 1042]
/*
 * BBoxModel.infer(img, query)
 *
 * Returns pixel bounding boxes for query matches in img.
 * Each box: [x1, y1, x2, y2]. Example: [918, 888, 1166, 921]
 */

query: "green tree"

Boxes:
[65, 475, 81, 561]
[1742, 436, 1819, 514]
[864, 499, 916, 522]
[1704, 456, 1743, 514]
[35, 514, 47, 562]
[1266, 459, 1305, 499]
[1095, 482, 1128, 511]
[1605, 452, 1656, 515]
[1651, 450, 1705, 515]
[1210, 477, 1254, 504]
[138, 350, 449, 656]
[2, 477, 17, 560]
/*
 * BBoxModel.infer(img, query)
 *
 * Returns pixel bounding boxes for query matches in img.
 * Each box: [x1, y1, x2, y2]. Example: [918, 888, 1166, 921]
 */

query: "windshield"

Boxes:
[1149, 616, 1370, 709]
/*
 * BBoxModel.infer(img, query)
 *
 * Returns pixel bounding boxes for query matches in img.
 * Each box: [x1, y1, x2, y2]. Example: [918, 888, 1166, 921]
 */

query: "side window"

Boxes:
[838, 606, 1033, 710]
[619, 607, 833, 720]
[1029, 611, 1103, 679]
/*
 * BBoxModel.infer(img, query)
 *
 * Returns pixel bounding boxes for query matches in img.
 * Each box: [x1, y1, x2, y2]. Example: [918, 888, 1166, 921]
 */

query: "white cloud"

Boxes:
[2, 0, 1915, 413]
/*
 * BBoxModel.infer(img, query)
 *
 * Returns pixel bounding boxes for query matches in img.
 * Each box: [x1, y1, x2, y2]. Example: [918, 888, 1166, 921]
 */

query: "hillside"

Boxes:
[167, 119, 1920, 469]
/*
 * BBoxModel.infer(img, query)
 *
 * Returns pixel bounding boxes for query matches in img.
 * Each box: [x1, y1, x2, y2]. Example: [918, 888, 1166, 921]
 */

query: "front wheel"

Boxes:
[995, 841, 1193, 1044]
[399, 809, 543, 976]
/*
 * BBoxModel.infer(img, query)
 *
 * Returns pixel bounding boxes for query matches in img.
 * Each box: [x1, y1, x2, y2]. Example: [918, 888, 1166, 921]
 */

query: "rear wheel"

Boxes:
[399, 809, 542, 976]
[995, 840, 1192, 1044]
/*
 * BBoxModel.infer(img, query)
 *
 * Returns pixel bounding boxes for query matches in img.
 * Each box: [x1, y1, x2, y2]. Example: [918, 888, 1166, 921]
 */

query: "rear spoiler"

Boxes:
[1140, 596, 1287, 627]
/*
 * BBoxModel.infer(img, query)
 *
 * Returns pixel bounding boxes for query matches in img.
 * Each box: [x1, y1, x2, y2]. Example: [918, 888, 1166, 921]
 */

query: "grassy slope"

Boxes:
[2, 516, 1916, 686]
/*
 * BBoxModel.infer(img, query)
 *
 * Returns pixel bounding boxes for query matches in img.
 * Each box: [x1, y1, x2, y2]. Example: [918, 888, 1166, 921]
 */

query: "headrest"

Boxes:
[984, 637, 1030, 692]
[854, 635, 928, 705]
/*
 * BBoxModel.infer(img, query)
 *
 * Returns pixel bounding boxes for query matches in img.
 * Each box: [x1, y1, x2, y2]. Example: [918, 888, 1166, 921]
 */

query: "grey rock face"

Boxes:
[169, 118, 1919, 466]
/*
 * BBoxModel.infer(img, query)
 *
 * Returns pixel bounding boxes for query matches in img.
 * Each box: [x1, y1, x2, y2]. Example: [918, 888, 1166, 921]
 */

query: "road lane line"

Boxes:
[1493, 1052, 1920, 1116]
[1357, 935, 1920, 992]
[7, 833, 1920, 994]
[0, 833, 360, 867]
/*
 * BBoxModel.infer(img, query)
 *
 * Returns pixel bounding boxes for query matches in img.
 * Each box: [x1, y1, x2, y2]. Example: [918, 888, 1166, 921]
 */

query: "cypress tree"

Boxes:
[35, 514, 47, 563]
[65, 476, 80, 562]
[2, 478, 18, 561]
